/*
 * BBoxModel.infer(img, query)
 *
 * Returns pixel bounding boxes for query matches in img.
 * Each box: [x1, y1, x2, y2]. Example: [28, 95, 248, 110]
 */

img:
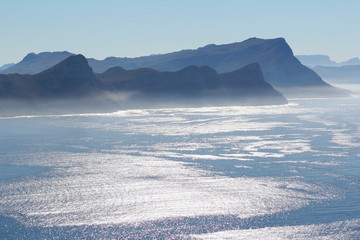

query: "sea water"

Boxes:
[0, 97, 359, 239]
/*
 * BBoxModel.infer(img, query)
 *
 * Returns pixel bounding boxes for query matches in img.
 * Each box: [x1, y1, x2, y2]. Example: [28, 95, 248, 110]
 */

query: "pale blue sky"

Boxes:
[1, 0, 359, 65]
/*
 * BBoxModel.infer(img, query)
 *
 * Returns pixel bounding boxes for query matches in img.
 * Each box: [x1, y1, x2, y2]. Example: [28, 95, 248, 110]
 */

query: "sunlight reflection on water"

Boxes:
[0, 99, 359, 239]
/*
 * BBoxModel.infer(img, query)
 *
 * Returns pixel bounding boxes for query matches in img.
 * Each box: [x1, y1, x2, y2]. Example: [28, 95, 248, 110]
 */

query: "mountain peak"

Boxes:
[57, 54, 87, 66]
[22, 52, 37, 62]
[0, 54, 97, 100]
[36, 54, 92, 76]
[32, 54, 97, 97]
[197, 44, 217, 50]
[220, 63, 267, 88]
[296, 55, 360, 67]
[340, 57, 360, 66]
[96, 63, 287, 106]
[3, 51, 74, 74]
[240, 37, 285, 45]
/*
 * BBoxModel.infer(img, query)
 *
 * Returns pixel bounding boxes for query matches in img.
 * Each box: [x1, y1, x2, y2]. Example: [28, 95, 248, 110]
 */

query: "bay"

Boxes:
[0, 96, 359, 239]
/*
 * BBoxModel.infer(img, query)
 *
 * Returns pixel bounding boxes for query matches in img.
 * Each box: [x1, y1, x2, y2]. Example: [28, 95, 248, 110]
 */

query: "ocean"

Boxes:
[0, 96, 359, 239]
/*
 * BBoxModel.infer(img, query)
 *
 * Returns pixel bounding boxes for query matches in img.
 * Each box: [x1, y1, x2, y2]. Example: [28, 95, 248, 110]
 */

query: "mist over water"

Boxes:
[0, 96, 359, 239]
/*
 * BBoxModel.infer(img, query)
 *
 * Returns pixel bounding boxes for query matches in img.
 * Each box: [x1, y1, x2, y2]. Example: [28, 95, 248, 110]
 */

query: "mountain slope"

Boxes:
[2, 38, 347, 97]
[0, 55, 97, 99]
[91, 38, 349, 97]
[2, 51, 74, 74]
[0, 55, 287, 107]
[296, 55, 360, 67]
[340, 57, 360, 66]
[296, 55, 338, 67]
[90, 38, 327, 89]
[2, 38, 332, 88]
[97, 63, 287, 106]
[0, 63, 15, 72]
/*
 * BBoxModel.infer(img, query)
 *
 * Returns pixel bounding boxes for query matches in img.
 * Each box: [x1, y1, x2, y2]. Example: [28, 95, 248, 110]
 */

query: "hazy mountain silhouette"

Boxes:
[297, 55, 360, 67]
[97, 63, 287, 106]
[89, 38, 331, 91]
[340, 57, 360, 66]
[296, 55, 360, 85]
[3, 38, 336, 89]
[313, 65, 360, 83]
[0, 63, 15, 72]
[0, 55, 287, 113]
[0, 55, 97, 99]
[296, 55, 338, 67]
[2, 38, 348, 98]
[2, 51, 73, 74]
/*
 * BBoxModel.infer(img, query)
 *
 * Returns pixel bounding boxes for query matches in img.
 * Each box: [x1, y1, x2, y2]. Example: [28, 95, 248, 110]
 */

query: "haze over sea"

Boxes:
[1, 0, 360, 239]
[0, 86, 359, 239]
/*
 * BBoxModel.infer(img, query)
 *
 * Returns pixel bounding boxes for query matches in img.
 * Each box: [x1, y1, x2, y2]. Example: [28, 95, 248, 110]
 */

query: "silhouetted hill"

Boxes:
[340, 58, 360, 66]
[0, 54, 97, 99]
[296, 55, 337, 67]
[2, 51, 73, 74]
[296, 55, 360, 67]
[0, 56, 287, 115]
[97, 63, 287, 106]
[89, 38, 324, 88]
[4, 38, 341, 93]
[220, 63, 283, 97]
[0, 55, 287, 111]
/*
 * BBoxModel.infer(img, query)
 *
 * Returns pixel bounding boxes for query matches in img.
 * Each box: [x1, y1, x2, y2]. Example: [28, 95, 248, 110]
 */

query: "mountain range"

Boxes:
[0, 55, 97, 99]
[295, 55, 360, 84]
[296, 55, 360, 67]
[313, 65, 360, 84]
[0, 54, 287, 114]
[97, 62, 287, 107]
[0, 38, 347, 98]
[2, 51, 73, 75]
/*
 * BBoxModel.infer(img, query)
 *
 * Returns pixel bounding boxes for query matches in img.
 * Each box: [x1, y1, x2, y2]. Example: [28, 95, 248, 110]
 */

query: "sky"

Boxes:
[1, 0, 359, 66]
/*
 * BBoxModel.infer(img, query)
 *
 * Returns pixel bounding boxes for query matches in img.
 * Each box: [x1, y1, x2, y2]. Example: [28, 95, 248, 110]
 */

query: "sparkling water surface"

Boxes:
[0, 97, 359, 239]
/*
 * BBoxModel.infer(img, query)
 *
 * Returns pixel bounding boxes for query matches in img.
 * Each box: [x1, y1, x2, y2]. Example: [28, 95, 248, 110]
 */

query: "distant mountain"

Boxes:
[0, 54, 97, 99]
[296, 55, 360, 85]
[313, 65, 360, 83]
[90, 38, 346, 97]
[0, 55, 287, 112]
[0, 63, 15, 72]
[296, 55, 360, 67]
[97, 63, 287, 106]
[340, 57, 360, 66]
[2, 51, 73, 74]
[90, 38, 327, 89]
[2, 38, 347, 97]
[296, 55, 337, 67]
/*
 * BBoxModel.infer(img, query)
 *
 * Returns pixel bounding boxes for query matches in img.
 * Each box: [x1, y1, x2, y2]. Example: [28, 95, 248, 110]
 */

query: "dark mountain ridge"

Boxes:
[2, 51, 73, 75]
[1, 38, 346, 98]
[0, 55, 287, 114]
[0, 55, 97, 99]
[88, 38, 334, 92]
[97, 62, 287, 106]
